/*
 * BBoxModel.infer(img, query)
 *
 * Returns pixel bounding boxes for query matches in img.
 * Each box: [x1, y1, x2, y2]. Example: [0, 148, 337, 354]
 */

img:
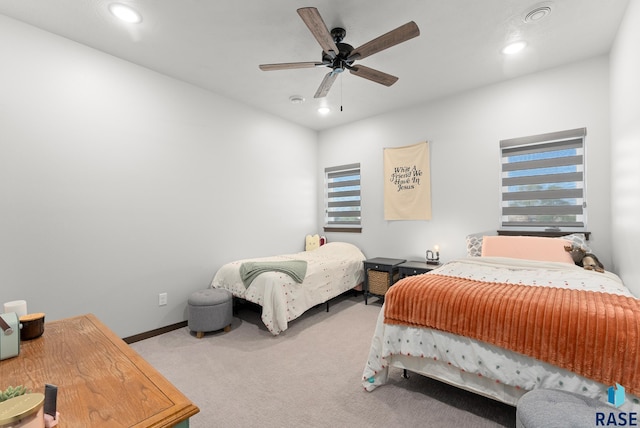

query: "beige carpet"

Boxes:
[130, 294, 516, 427]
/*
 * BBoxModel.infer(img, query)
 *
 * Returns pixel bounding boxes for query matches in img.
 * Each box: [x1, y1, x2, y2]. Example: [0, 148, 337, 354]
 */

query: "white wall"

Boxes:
[318, 57, 613, 269]
[610, 0, 640, 296]
[0, 15, 318, 337]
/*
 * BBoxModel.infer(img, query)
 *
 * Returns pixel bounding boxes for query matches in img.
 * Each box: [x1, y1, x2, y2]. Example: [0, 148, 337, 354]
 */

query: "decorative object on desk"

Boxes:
[0, 392, 44, 428]
[383, 141, 432, 220]
[426, 245, 440, 265]
[0, 313, 20, 360]
[43, 384, 58, 428]
[3, 301, 27, 318]
[1, 385, 29, 403]
[19, 313, 45, 341]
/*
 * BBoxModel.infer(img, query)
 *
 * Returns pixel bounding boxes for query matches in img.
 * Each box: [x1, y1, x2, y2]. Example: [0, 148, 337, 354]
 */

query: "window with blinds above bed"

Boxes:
[324, 163, 361, 233]
[500, 127, 586, 229]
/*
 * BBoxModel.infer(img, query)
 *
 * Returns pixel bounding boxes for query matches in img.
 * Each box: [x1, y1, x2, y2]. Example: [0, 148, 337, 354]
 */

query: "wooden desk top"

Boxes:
[0, 314, 199, 427]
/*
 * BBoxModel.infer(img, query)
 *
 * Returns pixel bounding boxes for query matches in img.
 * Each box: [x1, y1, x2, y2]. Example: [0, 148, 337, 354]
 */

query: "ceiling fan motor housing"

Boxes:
[322, 29, 355, 72]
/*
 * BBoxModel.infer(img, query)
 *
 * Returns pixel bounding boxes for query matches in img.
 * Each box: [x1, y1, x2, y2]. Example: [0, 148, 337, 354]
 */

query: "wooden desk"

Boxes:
[0, 314, 198, 427]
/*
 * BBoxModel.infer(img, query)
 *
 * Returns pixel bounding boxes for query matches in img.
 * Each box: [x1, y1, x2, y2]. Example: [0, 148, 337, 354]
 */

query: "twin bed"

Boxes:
[362, 234, 640, 411]
[210, 241, 365, 335]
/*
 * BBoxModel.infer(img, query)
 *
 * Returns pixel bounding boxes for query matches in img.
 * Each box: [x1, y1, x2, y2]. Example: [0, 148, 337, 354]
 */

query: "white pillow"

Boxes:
[465, 234, 484, 257]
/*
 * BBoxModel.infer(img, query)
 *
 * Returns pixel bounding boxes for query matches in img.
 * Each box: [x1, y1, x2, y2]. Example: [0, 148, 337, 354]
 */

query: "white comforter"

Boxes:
[211, 242, 365, 335]
[362, 257, 640, 409]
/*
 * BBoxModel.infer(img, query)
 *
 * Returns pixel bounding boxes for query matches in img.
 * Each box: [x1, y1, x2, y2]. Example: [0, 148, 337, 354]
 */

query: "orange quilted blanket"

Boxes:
[384, 274, 640, 395]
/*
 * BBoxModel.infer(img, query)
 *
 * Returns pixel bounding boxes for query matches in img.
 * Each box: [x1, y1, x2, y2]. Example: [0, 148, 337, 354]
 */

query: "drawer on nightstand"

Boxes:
[397, 261, 440, 278]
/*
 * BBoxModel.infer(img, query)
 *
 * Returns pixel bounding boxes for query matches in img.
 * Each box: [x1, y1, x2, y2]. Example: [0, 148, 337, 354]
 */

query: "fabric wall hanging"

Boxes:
[383, 141, 432, 220]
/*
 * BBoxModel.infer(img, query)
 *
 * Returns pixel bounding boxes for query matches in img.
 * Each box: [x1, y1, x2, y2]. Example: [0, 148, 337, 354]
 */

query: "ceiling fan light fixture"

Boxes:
[109, 3, 143, 24]
[317, 106, 331, 115]
[501, 41, 527, 55]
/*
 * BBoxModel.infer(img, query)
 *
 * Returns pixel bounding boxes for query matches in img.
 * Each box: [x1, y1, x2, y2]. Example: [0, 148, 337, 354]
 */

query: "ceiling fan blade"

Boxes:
[349, 65, 398, 86]
[348, 21, 420, 61]
[297, 7, 339, 58]
[259, 62, 326, 71]
[314, 72, 338, 98]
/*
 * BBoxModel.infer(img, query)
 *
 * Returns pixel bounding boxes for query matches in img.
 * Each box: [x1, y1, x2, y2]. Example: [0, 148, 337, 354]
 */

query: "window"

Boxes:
[324, 163, 361, 232]
[500, 128, 586, 229]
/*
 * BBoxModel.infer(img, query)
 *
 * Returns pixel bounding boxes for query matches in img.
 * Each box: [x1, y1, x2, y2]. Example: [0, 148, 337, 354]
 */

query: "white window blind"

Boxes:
[500, 128, 586, 229]
[324, 163, 361, 230]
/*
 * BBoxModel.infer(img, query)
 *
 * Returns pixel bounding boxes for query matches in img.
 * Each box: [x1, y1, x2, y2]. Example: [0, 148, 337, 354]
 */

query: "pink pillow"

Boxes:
[481, 235, 575, 264]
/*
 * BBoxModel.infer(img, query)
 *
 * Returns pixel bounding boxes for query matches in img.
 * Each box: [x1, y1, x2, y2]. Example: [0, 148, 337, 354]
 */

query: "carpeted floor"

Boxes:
[130, 294, 516, 427]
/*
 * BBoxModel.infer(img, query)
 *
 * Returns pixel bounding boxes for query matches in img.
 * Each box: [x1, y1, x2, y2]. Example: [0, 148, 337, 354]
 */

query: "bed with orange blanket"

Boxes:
[362, 236, 640, 410]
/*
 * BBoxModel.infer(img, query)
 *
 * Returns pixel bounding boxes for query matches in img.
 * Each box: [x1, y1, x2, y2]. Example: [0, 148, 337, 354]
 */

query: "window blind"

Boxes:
[500, 128, 586, 228]
[325, 163, 361, 228]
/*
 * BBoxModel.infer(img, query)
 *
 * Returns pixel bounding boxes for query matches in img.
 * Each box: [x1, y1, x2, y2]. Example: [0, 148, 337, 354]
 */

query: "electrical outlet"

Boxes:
[158, 292, 168, 306]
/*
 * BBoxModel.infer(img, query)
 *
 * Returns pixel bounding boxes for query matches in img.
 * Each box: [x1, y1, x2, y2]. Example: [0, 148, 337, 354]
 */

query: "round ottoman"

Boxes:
[188, 288, 232, 338]
[516, 389, 622, 428]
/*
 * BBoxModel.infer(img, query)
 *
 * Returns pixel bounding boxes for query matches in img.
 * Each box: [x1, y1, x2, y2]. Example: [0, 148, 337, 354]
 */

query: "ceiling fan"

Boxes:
[259, 7, 420, 98]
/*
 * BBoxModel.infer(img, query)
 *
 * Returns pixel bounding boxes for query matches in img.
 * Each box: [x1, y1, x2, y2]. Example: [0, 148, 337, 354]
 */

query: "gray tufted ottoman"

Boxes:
[516, 389, 623, 428]
[188, 288, 232, 338]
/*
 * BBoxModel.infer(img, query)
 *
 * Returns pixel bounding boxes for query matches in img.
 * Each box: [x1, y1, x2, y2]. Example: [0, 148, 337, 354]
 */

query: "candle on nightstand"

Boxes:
[426, 245, 440, 264]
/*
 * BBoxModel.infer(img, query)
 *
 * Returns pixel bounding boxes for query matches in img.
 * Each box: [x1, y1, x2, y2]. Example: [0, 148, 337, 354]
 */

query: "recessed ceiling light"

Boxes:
[109, 3, 142, 24]
[501, 41, 527, 55]
[317, 107, 331, 115]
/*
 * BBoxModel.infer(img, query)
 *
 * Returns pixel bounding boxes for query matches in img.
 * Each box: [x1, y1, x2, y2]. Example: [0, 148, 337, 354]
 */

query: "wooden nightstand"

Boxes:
[363, 257, 406, 304]
[398, 260, 441, 278]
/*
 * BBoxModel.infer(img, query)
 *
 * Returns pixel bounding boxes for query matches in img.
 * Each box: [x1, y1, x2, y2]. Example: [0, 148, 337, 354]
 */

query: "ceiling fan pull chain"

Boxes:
[340, 74, 343, 112]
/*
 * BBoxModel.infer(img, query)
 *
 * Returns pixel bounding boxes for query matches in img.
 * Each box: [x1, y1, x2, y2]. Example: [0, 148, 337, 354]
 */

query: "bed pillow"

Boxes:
[466, 231, 498, 257]
[305, 234, 327, 251]
[305, 234, 320, 251]
[466, 234, 484, 257]
[481, 235, 575, 264]
[466, 231, 590, 257]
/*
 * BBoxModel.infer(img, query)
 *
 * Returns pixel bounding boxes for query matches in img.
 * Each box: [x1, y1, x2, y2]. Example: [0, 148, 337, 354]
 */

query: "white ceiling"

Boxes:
[0, 0, 629, 131]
